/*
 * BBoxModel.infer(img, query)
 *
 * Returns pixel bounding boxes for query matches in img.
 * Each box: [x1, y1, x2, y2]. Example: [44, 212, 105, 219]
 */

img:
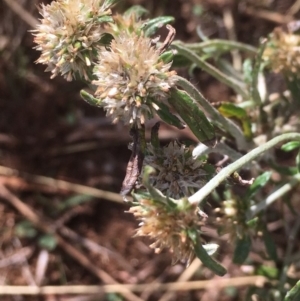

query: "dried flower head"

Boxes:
[143, 142, 210, 199]
[92, 31, 177, 124]
[129, 193, 206, 264]
[33, 0, 114, 81]
[263, 27, 300, 77]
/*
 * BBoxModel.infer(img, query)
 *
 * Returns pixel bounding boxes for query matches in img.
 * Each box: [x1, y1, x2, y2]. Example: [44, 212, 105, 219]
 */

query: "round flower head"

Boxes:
[263, 27, 300, 77]
[129, 193, 206, 265]
[92, 31, 177, 125]
[143, 142, 209, 199]
[33, 0, 114, 81]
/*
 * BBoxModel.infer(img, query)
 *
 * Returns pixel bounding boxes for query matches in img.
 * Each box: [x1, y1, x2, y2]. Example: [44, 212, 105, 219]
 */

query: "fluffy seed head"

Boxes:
[33, 0, 114, 81]
[92, 31, 177, 124]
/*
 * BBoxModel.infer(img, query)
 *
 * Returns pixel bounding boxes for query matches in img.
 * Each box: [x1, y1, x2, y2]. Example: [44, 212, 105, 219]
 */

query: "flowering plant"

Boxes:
[33, 1, 300, 298]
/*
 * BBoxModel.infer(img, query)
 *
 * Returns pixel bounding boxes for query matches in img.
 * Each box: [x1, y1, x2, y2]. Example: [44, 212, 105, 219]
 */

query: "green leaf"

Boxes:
[218, 103, 252, 139]
[296, 150, 300, 173]
[153, 100, 185, 129]
[190, 230, 227, 276]
[58, 194, 93, 211]
[256, 265, 279, 279]
[15, 221, 37, 238]
[262, 226, 278, 261]
[284, 280, 300, 301]
[245, 171, 272, 200]
[233, 235, 251, 264]
[124, 5, 149, 18]
[142, 16, 175, 37]
[251, 40, 266, 105]
[171, 54, 192, 68]
[246, 217, 259, 228]
[38, 234, 57, 251]
[169, 88, 216, 147]
[270, 162, 299, 176]
[80, 90, 102, 107]
[159, 50, 174, 64]
[281, 141, 300, 152]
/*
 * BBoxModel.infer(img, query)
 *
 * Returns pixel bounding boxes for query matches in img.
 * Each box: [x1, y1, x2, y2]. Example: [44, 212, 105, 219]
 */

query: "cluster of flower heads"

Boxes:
[263, 26, 300, 78]
[33, 0, 177, 125]
[143, 141, 209, 199]
[33, 0, 210, 265]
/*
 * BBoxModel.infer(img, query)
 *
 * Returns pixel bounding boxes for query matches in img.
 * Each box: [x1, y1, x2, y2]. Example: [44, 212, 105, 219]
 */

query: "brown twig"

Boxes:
[0, 165, 124, 203]
[3, 0, 37, 28]
[157, 259, 202, 301]
[0, 184, 143, 301]
[240, 5, 293, 24]
[0, 276, 271, 295]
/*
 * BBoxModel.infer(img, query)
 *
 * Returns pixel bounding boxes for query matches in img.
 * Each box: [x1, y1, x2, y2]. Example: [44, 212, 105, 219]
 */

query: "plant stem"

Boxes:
[175, 76, 252, 150]
[248, 173, 300, 217]
[181, 40, 257, 54]
[188, 133, 300, 205]
[172, 43, 248, 98]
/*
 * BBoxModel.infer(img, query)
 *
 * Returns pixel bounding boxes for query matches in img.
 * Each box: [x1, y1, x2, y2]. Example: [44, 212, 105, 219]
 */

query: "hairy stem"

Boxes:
[172, 43, 248, 98]
[188, 133, 300, 204]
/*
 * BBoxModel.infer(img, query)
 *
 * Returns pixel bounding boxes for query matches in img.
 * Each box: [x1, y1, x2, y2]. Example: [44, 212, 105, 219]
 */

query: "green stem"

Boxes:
[248, 173, 300, 217]
[284, 280, 300, 301]
[280, 219, 300, 294]
[175, 76, 252, 150]
[188, 133, 300, 204]
[179, 40, 257, 54]
[172, 43, 248, 98]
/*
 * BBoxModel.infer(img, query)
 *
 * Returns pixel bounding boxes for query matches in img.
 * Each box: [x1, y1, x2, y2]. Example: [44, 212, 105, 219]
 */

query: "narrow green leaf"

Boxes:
[80, 90, 102, 107]
[262, 226, 278, 261]
[171, 54, 192, 68]
[281, 141, 300, 152]
[153, 100, 185, 129]
[251, 40, 267, 105]
[246, 217, 258, 229]
[284, 280, 300, 301]
[218, 103, 252, 139]
[124, 5, 149, 18]
[190, 231, 227, 276]
[245, 171, 272, 200]
[142, 16, 175, 37]
[15, 221, 37, 238]
[270, 162, 299, 176]
[58, 194, 93, 211]
[159, 50, 174, 64]
[256, 265, 278, 279]
[296, 150, 300, 173]
[218, 103, 247, 119]
[169, 88, 216, 147]
[150, 122, 160, 150]
[38, 234, 57, 251]
[233, 235, 251, 264]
